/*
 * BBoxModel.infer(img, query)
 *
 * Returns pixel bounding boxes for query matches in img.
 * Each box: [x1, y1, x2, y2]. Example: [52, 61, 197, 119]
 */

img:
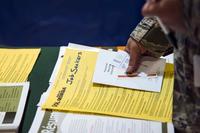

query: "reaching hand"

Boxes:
[125, 38, 146, 74]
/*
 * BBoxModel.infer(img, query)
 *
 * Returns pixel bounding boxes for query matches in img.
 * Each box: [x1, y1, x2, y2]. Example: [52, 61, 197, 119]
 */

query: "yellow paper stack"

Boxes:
[42, 48, 174, 123]
[0, 48, 40, 133]
[0, 48, 41, 82]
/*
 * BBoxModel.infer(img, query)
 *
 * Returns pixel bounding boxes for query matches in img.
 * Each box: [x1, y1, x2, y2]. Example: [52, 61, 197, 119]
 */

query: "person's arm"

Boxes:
[183, 0, 200, 43]
[126, 17, 172, 73]
[130, 17, 172, 57]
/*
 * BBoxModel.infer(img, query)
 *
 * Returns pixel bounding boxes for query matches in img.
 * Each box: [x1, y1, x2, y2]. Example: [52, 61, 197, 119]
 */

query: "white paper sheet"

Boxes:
[29, 107, 174, 133]
[93, 50, 166, 92]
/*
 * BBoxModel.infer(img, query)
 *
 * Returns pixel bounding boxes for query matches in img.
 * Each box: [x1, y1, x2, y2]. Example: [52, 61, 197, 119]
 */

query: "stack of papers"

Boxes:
[0, 48, 41, 83]
[29, 107, 174, 133]
[29, 43, 174, 133]
[0, 82, 29, 133]
[0, 48, 41, 132]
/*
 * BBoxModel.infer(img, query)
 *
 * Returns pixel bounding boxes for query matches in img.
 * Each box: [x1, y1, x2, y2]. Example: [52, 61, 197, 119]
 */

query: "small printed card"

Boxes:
[93, 50, 166, 92]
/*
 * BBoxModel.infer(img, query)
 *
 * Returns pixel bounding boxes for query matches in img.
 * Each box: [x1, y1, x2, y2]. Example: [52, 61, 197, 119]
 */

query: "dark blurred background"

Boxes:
[0, 0, 145, 46]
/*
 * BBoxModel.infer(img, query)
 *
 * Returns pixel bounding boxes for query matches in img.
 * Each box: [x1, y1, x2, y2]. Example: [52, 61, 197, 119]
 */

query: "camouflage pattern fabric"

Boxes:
[130, 1, 200, 131]
[173, 1, 200, 132]
[130, 17, 172, 58]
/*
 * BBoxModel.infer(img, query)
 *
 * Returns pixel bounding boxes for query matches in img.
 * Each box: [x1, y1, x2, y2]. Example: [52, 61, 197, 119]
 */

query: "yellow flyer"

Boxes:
[0, 48, 40, 82]
[42, 48, 174, 122]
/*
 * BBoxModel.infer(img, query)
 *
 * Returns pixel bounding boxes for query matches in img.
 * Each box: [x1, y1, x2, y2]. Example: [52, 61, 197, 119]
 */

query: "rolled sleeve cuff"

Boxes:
[130, 17, 157, 42]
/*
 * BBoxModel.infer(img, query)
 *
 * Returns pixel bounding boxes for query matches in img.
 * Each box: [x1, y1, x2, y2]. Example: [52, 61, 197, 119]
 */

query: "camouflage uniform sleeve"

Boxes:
[130, 17, 172, 57]
[183, 0, 200, 43]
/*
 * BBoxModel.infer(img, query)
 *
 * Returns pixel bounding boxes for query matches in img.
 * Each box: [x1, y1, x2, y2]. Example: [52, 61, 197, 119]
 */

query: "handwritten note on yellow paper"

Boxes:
[0, 48, 40, 82]
[42, 48, 174, 122]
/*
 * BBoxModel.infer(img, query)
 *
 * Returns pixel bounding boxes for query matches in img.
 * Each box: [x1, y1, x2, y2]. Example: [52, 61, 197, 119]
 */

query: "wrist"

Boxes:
[130, 38, 147, 55]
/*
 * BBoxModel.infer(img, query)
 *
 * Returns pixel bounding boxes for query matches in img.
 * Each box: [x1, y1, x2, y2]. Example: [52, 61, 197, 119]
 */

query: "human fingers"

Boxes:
[126, 50, 139, 74]
[125, 38, 142, 74]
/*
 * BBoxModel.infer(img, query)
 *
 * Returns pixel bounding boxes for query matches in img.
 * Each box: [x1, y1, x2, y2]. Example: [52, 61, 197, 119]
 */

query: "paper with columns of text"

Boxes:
[42, 48, 173, 122]
[0, 48, 40, 83]
[0, 82, 29, 132]
[29, 107, 174, 133]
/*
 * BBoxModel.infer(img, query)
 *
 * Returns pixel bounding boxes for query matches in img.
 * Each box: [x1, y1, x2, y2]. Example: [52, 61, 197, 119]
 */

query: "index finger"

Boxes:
[126, 45, 140, 74]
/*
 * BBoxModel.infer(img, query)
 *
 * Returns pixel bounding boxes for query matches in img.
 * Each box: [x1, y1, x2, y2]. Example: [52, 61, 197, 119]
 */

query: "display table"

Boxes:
[20, 47, 60, 133]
